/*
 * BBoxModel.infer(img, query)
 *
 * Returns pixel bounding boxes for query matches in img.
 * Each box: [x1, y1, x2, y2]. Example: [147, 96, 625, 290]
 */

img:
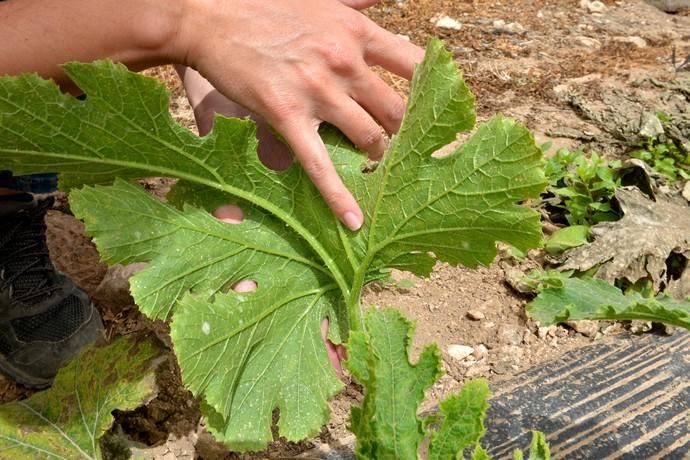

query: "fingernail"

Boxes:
[343, 211, 363, 231]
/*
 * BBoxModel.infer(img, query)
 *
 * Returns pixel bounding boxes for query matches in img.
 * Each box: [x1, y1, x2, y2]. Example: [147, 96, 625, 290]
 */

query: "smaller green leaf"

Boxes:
[428, 379, 490, 460]
[550, 187, 582, 198]
[512, 431, 550, 460]
[0, 334, 163, 459]
[472, 445, 491, 460]
[527, 277, 690, 329]
[544, 225, 589, 254]
[527, 431, 550, 460]
[345, 308, 442, 460]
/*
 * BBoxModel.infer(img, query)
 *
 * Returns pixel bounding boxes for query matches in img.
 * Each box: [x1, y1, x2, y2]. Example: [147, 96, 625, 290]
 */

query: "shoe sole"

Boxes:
[0, 303, 104, 389]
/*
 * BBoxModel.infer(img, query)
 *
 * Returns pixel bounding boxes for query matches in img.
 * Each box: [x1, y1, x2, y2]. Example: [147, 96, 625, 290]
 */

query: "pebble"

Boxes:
[465, 365, 490, 378]
[538, 325, 557, 339]
[447, 344, 474, 361]
[473, 344, 489, 360]
[435, 15, 462, 30]
[639, 112, 664, 138]
[574, 36, 602, 49]
[613, 36, 647, 48]
[493, 20, 527, 35]
[580, 0, 607, 13]
[466, 310, 486, 321]
[566, 320, 599, 338]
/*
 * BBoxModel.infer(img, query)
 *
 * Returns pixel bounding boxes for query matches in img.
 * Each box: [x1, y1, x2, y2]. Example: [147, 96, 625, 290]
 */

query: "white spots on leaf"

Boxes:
[201, 321, 211, 335]
[134, 230, 142, 239]
[462, 241, 470, 250]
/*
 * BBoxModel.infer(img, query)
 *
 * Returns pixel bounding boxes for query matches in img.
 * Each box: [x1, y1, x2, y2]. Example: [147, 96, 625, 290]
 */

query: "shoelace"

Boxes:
[0, 199, 61, 304]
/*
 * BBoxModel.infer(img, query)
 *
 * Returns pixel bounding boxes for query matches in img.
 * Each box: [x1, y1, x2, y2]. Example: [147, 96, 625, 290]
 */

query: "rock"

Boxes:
[639, 112, 665, 138]
[566, 320, 599, 337]
[645, 0, 690, 13]
[574, 36, 602, 49]
[683, 182, 690, 202]
[435, 15, 461, 30]
[538, 325, 556, 339]
[473, 344, 489, 360]
[498, 325, 523, 346]
[613, 36, 648, 48]
[466, 310, 486, 321]
[447, 344, 474, 361]
[580, 0, 607, 13]
[465, 364, 490, 378]
[493, 20, 527, 35]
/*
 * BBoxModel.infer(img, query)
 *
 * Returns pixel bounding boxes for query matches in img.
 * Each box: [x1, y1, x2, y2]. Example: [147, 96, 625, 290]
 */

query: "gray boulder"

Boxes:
[645, 0, 690, 12]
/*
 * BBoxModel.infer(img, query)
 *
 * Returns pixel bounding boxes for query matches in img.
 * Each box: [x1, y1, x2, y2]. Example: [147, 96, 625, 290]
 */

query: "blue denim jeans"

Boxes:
[0, 171, 58, 193]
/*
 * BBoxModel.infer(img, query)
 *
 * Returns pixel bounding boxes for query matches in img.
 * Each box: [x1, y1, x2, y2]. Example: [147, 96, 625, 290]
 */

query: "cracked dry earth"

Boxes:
[1, 0, 687, 458]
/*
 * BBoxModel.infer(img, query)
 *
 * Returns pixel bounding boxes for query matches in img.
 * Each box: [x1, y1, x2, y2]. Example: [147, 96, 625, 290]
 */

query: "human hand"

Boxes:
[175, 0, 424, 230]
[179, 66, 293, 171]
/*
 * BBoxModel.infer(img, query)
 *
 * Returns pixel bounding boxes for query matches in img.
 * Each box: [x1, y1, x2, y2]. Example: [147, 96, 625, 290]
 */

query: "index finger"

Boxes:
[279, 119, 364, 231]
[362, 19, 425, 80]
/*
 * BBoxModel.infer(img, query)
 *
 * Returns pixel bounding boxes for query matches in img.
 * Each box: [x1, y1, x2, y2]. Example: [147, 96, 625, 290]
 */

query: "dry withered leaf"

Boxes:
[562, 187, 690, 292]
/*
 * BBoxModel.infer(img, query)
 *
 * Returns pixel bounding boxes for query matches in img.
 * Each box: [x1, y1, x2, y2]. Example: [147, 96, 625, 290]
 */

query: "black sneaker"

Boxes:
[0, 193, 103, 388]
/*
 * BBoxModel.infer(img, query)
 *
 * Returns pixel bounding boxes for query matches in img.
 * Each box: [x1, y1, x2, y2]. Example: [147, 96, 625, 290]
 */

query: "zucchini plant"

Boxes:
[0, 40, 548, 457]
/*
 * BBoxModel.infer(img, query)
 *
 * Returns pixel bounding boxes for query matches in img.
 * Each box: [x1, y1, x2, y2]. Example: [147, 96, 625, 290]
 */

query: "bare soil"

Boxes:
[2, 0, 688, 458]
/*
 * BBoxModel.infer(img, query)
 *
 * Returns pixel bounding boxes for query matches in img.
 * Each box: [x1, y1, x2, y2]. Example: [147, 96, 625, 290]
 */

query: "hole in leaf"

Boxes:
[213, 204, 244, 224]
[666, 252, 687, 281]
[232, 279, 258, 293]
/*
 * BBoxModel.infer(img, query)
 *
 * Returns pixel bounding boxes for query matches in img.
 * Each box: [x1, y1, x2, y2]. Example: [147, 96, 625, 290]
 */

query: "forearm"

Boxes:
[0, 0, 186, 88]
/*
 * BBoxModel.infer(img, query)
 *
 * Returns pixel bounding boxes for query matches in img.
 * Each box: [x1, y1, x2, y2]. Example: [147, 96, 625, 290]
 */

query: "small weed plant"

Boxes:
[544, 148, 621, 226]
[630, 136, 690, 182]
[0, 41, 550, 458]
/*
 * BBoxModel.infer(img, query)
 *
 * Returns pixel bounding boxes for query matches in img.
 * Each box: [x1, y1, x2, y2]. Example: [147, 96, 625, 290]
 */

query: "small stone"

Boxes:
[473, 344, 489, 360]
[613, 36, 647, 48]
[639, 112, 664, 138]
[538, 325, 556, 339]
[447, 344, 474, 361]
[566, 320, 599, 338]
[493, 19, 526, 35]
[435, 15, 462, 30]
[465, 365, 491, 378]
[580, 0, 607, 13]
[498, 325, 522, 345]
[574, 36, 602, 49]
[466, 310, 486, 321]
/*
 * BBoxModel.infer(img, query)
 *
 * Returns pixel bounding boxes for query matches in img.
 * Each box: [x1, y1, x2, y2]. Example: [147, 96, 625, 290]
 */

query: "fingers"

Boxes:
[213, 205, 259, 292]
[351, 72, 406, 135]
[278, 119, 363, 231]
[338, 0, 379, 9]
[213, 204, 244, 224]
[321, 317, 345, 377]
[324, 98, 386, 160]
[362, 19, 425, 80]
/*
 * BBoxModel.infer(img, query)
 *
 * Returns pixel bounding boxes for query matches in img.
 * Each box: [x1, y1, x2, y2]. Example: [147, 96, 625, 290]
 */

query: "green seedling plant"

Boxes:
[0, 40, 549, 457]
[544, 149, 622, 226]
[631, 136, 690, 182]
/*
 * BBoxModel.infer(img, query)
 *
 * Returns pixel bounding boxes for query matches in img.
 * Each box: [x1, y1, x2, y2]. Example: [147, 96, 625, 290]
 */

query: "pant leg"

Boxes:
[0, 171, 58, 193]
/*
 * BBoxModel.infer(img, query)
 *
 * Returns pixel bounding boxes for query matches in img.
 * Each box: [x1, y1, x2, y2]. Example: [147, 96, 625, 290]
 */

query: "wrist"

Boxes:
[170, 0, 214, 68]
[125, 0, 189, 65]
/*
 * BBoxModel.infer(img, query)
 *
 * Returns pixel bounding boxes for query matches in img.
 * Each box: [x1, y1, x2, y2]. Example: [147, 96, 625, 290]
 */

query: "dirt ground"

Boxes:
[2, 0, 688, 458]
